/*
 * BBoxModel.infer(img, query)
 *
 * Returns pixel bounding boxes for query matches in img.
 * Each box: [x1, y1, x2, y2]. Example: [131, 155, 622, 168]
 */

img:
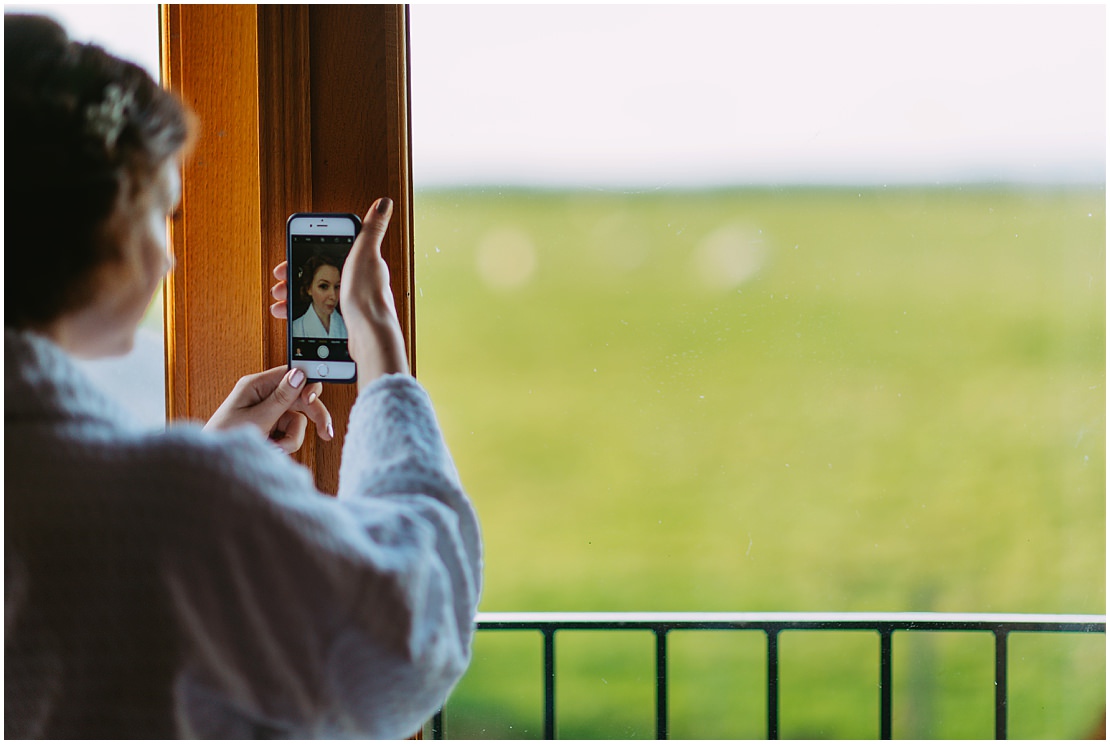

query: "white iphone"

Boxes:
[286, 212, 361, 383]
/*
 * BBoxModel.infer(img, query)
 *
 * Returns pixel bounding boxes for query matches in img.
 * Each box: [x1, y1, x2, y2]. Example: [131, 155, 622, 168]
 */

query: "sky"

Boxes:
[14, 3, 1107, 188]
[5, 4, 160, 76]
[409, 4, 1106, 187]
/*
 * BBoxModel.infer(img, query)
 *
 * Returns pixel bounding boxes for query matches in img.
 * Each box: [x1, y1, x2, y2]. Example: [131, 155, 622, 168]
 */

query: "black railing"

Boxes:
[430, 612, 1105, 740]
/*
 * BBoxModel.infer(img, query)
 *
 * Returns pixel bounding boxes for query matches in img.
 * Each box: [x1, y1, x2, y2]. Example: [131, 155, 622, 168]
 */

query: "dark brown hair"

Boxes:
[298, 255, 344, 303]
[4, 13, 194, 329]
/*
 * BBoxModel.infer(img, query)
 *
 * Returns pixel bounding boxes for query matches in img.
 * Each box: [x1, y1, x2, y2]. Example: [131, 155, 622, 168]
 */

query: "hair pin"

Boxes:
[84, 83, 134, 153]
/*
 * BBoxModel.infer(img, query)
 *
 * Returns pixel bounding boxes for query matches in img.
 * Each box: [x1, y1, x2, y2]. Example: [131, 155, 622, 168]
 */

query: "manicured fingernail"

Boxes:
[289, 368, 305, 387]
[326, 422, 334, 438]
[307, 392, 318, 404]
[376, 197, 393, 215]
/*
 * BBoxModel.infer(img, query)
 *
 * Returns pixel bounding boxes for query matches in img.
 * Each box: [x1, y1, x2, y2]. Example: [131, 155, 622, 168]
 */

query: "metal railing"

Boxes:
[430, 612, 1105, 740]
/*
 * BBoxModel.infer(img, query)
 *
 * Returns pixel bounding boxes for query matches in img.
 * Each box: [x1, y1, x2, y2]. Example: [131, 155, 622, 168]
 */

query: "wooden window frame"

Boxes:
[160, 4, 414, 493]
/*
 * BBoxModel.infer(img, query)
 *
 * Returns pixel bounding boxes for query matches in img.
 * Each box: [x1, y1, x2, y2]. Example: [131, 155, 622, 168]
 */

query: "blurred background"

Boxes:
[409, 5, 1105, 739]
[14, 4, 1105, 739]
[411, 5, 1103, 188]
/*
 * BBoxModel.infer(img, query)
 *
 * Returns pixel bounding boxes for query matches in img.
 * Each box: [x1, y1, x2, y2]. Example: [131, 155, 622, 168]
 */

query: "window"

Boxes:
[409, 5, 1105, 738]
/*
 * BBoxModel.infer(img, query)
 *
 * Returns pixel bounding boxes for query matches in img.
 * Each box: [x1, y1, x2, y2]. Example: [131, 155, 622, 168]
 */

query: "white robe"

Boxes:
[292, 306, 348, 339]
[4, 329, 482, 738]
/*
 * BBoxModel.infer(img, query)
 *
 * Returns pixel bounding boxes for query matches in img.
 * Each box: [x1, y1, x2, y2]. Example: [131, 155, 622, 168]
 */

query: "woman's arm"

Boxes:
[330, 374, 481, 736]
[164, 375, 480, 737]
[163, 198, 478, 737]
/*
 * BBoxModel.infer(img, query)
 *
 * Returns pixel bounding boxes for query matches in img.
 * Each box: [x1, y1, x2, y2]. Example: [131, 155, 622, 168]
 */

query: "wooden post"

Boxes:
[161, 4, 265, 423]
[161, 5, 414, 493]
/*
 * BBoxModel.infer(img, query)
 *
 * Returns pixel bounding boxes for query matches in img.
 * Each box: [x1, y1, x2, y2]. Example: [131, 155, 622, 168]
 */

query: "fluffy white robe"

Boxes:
[4, 329, 482, 739]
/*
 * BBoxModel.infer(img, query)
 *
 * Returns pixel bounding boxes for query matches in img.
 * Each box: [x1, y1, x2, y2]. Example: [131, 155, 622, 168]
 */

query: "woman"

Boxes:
[5, 14, 481, 739]
[292, 255, 348, 339]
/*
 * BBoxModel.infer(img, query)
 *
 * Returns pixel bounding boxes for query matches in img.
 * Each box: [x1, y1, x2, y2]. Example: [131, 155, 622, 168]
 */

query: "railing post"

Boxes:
[994, 629, 1008, 740]
[767, 628, 780, 740]
[431, 708, 444, 740]
[543, 628, 557, 740]
[655, 628, 669, 739]
[879, 629, 893, 740]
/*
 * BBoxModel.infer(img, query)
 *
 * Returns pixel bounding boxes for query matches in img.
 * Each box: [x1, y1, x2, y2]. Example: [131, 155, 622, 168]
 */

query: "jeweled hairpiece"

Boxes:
[84, 83, 134, 153]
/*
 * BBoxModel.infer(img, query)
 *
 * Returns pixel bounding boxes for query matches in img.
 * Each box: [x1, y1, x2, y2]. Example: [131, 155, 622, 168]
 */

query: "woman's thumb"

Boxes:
[356, 198, 393, 259]
[268, 367, 307, 411]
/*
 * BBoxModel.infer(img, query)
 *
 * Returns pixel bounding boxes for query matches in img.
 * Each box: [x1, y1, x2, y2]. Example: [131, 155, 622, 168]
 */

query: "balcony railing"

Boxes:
[430, 612, 1105, 740]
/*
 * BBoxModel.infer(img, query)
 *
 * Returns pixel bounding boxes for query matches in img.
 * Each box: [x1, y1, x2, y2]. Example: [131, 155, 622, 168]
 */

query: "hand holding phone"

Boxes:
[278, 199, 408, 389]
[338, 198, 410, 387]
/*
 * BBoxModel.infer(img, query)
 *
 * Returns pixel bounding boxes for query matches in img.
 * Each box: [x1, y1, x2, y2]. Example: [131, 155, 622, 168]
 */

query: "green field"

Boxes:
[412, 187, 1105, 739]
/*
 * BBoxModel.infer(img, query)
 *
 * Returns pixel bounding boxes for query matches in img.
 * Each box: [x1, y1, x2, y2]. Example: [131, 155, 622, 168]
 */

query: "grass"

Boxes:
[413, 186, 1104, 739]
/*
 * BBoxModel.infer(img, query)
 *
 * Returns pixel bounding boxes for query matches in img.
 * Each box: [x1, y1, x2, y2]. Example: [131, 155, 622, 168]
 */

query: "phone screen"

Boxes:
[288, 216, 359, 382]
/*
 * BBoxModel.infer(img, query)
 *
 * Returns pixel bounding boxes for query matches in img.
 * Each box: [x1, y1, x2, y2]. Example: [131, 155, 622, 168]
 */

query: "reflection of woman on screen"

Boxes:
[292, 255, 348, 339]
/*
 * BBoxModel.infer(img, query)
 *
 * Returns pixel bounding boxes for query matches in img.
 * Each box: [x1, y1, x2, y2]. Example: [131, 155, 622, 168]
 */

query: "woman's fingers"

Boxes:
[270, 262, 289, 319]
[298, 383, 334, 440]
[271, 410, 308, 454]
[270, 268, 289, 319]
[302, 381, 323, 403]
[360, 198, 393, 260]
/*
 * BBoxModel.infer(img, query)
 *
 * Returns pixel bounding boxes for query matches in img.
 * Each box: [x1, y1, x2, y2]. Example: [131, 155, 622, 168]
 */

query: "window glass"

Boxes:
[412, 5, 1106, 739]
[7, 4, 165, 429]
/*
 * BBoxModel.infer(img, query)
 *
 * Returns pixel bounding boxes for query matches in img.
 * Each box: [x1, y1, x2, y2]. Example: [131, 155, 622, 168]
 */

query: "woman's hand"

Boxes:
[270, 198, 409, 390]
[204, 366, 334, 453]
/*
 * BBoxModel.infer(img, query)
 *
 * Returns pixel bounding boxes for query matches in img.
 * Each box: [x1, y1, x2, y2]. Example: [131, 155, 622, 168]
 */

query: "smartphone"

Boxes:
[286, 212, 361, 383]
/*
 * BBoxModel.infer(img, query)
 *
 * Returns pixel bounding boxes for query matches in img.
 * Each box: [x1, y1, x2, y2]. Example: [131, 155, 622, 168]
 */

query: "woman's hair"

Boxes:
[298, 255, 344, 302]
[5, 13, 194, 329]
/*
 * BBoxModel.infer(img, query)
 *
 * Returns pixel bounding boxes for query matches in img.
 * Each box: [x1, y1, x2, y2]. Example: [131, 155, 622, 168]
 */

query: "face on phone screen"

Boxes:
[289, 232, 356, 380]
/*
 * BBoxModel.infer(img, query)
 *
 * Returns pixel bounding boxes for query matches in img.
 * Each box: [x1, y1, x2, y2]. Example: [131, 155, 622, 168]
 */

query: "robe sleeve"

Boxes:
[162, 375, 482, 738]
